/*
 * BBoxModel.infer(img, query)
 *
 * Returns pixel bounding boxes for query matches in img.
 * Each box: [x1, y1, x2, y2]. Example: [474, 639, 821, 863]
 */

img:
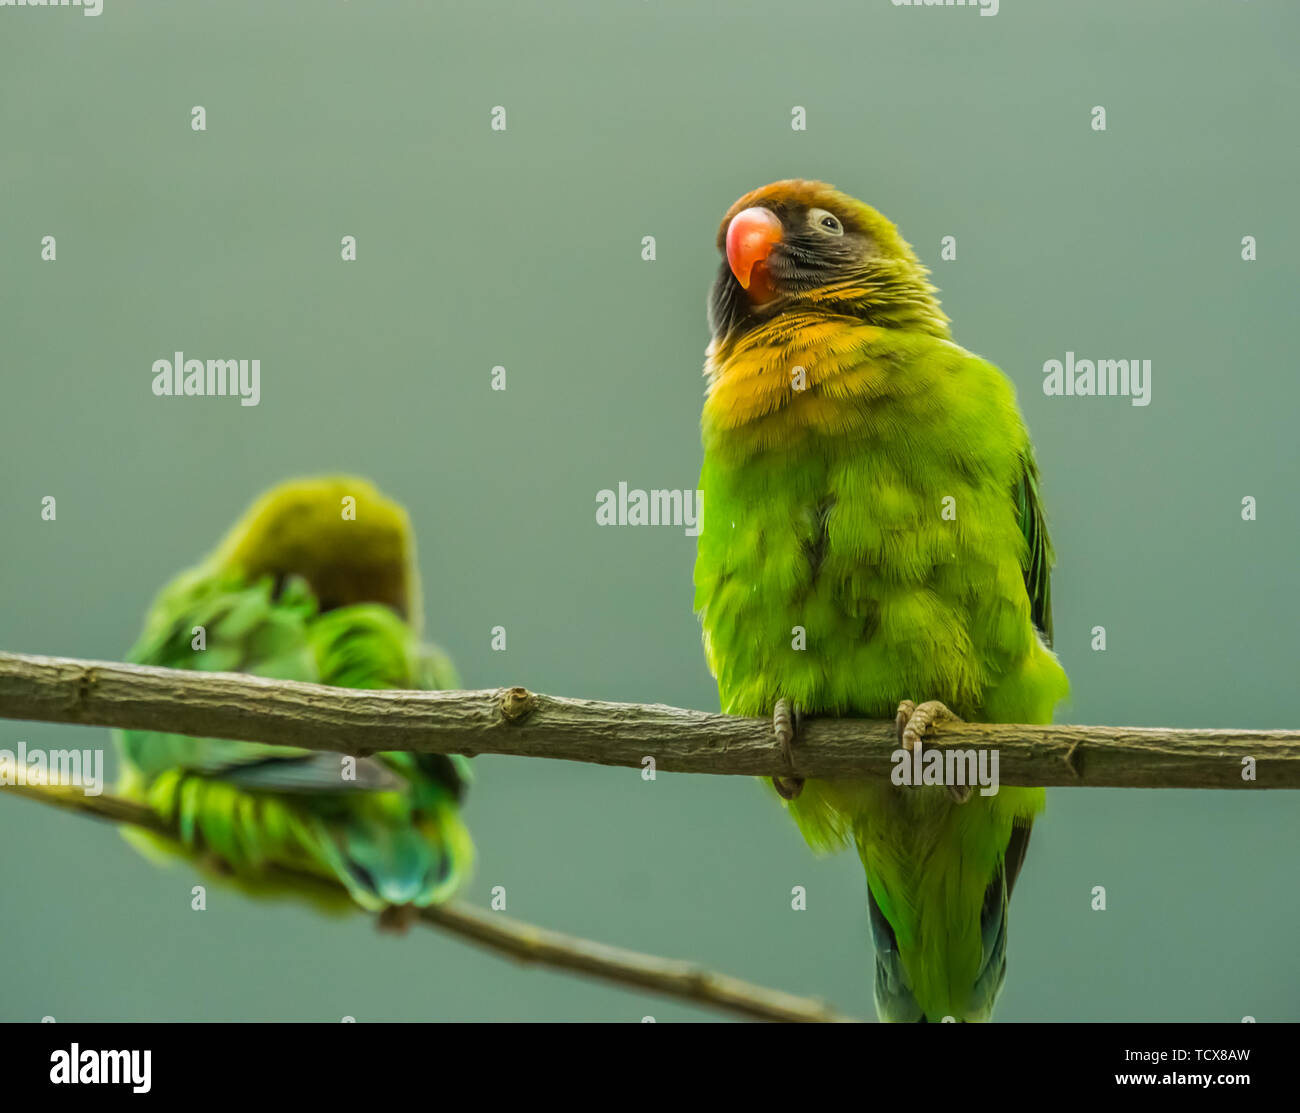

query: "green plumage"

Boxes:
[695, 180, 1069, 1021]
[116, 477, 472, 913]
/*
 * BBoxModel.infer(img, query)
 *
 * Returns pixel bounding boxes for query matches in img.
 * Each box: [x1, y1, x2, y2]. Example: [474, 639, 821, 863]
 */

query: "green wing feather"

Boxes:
[1014, 447, 1054, 647]
[118, 570, 320, 780]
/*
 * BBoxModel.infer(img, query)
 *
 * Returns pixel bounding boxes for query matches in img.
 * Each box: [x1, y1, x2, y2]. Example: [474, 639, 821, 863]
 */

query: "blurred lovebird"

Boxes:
[116, 477, 473, 920]
[693, 181, 1068, 1021]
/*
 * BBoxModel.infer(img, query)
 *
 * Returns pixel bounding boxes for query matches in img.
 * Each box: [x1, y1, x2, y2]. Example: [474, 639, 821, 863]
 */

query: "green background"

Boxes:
[2, 0, 1297, 1022]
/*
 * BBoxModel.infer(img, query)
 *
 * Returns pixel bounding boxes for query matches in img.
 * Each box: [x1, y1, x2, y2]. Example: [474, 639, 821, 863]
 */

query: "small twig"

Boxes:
[0, 650, 1296, 787]
[4, 779, 856, 1023]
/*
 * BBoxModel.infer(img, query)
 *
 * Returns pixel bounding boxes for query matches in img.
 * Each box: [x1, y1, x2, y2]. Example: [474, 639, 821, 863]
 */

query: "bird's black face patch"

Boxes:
[708, 201, 872, 341]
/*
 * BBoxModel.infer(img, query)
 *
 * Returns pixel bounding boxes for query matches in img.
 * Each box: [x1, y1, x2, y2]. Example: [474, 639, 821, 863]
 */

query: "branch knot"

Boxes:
[499, 686, 536, 724]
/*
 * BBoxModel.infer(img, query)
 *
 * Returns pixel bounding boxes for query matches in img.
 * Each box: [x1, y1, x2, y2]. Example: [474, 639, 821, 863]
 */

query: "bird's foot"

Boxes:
[895, 698, 961, 751]
[895, 699, 970, 804]
[772, 697, 805, 800]
[377, 903, 418, 934]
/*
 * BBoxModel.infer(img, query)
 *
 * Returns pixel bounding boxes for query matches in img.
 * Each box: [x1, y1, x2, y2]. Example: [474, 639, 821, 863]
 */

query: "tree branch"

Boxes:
[5, 779, 855, 1023]
[0, 651, 1296, 788]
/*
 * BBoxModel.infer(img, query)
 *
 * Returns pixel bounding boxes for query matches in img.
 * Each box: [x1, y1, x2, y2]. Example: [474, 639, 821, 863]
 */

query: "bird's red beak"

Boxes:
[725, 206, 783, 294]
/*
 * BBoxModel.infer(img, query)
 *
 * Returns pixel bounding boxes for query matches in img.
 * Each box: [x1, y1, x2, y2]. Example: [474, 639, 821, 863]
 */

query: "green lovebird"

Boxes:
[116, 476, 473, 917]
[693, 180, 1069, 1021]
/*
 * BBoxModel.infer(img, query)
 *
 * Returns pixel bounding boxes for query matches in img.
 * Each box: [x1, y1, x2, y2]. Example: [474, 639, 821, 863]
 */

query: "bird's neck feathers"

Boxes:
[209, 476, 420, 625]
[703, 261, 950, 454]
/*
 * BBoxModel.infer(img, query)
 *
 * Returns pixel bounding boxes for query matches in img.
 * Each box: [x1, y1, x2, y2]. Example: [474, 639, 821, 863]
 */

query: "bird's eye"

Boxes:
[809, 208, 843, 236]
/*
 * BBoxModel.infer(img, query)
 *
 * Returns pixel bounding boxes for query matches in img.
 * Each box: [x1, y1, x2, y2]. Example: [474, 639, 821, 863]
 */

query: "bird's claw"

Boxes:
[772, 698, 804, 800]
[895, 698, 961, 752]
[895, 699, 970, 804]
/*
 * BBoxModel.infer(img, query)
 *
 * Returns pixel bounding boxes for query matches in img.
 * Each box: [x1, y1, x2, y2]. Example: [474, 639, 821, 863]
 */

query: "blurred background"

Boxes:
[1, 0, 1297, 1021]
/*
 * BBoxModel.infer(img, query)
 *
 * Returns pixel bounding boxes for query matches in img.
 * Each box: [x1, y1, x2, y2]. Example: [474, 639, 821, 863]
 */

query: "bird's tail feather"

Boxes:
[862, 811, 1034, 1022]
